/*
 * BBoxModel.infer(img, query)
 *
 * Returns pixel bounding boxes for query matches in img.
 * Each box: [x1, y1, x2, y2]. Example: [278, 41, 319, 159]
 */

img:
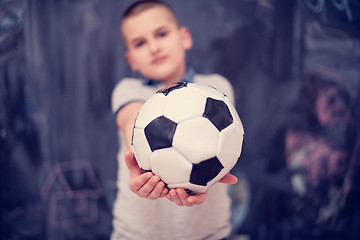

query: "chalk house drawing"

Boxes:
[41, 160, 103, 228]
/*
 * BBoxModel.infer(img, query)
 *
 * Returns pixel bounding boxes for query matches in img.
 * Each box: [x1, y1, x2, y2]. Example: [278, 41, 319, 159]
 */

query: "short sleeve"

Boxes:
[111, 78, 154, 115]
[194, 74, 235, 105]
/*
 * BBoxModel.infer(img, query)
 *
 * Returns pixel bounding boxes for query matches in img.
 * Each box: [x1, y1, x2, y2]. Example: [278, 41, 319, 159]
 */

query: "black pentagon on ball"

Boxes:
[202, 97, 233, 131]
[144, 116, 177, 152]
[190, 157, 224, 186]
[156, 81, 188, 96]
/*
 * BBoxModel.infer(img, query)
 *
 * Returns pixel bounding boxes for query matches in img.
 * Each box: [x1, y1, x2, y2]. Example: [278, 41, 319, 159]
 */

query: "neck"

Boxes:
[163, 65, 187, 86]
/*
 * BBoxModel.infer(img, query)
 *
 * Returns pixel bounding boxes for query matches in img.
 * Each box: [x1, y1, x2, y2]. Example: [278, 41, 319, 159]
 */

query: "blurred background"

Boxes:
[1, 0, 359, 239]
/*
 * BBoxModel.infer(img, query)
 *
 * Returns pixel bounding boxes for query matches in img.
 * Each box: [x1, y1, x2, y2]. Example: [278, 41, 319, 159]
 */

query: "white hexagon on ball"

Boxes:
[217, 123, 244, 168]
[188, 83, 225, 101]
[173, 117, 219, 164]
[223, 95, 244, 130]
[163, 87, 206, 123]
[132, 128, 152, 171]
[134, 93, 166, 129]
[151, 148, 192, 184]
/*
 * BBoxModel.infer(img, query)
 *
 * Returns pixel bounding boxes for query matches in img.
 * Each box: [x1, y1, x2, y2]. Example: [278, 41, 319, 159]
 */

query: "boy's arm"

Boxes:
[116, 102, 168, 199]
[116, 101, 143, 151]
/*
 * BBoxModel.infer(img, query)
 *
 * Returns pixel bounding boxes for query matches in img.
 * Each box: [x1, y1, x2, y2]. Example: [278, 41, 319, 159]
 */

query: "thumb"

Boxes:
[124, 151, 143, 176]
[218, 173, 238, 185]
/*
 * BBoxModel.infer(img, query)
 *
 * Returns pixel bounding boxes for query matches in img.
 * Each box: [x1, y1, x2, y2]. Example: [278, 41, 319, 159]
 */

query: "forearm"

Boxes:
[116, 101, 144, 151]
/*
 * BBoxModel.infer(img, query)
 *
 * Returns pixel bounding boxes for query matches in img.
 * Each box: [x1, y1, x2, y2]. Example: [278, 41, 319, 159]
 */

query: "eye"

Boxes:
[134, 40, 145, 48]
[157, 31, 168, 38]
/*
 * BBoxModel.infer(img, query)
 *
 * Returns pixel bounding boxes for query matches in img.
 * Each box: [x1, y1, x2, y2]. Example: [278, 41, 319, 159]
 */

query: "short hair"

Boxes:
[121, 0, 179, 26]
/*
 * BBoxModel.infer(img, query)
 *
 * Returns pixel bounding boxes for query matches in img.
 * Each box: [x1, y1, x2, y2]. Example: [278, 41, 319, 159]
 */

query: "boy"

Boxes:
[111, 1, 238, 239]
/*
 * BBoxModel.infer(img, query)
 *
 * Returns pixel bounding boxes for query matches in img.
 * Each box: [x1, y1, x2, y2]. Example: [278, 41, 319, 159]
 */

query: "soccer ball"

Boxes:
[132, 82, 244, 193]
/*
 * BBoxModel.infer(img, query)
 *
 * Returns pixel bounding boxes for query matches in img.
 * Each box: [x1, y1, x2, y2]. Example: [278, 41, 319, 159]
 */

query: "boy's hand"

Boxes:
[125, 151, 168, 200]
[166, 188, 208, 206]
[166, 173, 238, 206]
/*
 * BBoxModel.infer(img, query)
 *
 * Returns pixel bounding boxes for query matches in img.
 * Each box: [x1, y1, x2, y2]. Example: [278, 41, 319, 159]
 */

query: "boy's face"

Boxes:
[122, 6, 192, 85]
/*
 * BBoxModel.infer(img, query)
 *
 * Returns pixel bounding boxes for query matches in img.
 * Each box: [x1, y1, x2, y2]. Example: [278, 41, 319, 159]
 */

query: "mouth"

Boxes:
[152, 56, 167, 65]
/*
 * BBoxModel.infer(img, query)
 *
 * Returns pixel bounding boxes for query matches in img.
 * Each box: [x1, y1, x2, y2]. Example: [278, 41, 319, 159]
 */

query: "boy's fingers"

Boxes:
[169, 189, 183, 206]
[160, 187, 169, 198]
[176, 188, 192, 206]
[165, 192, 172, 201]
[165, 188, 208, 206]
[218, 173, 238, 185]
[147, 180, 166, 200]
[129, 172, 153, 193]
[137, 175, 160, 197]
[187, 192, 207, 205]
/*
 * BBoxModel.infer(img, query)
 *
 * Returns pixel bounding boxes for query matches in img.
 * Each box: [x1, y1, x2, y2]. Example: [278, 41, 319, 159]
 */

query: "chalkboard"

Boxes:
[1, 0, 359, 239]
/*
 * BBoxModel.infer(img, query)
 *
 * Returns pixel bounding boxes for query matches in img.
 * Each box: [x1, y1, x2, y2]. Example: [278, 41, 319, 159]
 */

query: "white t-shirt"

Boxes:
[111, 73, 235, 240]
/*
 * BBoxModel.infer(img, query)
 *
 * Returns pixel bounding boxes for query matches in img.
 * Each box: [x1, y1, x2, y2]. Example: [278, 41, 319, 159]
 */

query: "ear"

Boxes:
[125, 51, 138, 72]
[179, 26, 193, 50]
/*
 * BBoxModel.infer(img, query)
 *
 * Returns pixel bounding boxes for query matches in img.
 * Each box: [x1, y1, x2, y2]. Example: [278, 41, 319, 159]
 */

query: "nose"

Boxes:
[148, 39, 160, 54]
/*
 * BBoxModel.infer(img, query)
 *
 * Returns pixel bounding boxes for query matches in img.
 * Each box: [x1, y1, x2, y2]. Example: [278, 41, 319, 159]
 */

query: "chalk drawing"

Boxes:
[41, 160, 103, 228]
[303, 0, 353, 22]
